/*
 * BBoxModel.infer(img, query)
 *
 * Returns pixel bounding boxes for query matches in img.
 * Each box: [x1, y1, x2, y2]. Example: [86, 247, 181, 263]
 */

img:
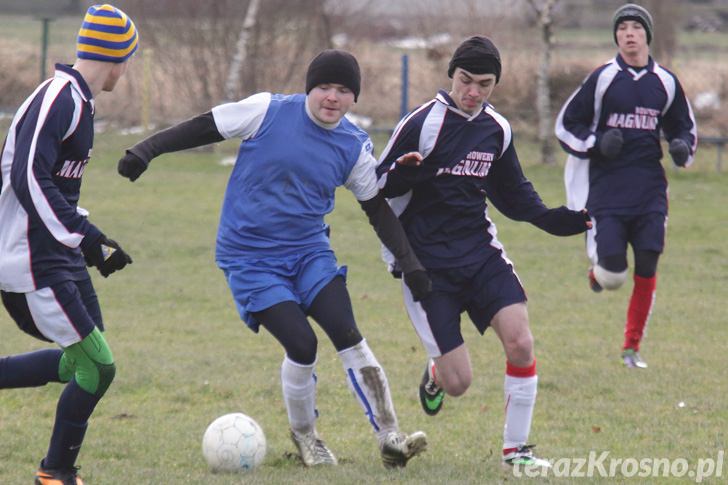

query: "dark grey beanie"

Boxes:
[613, 3, 653, 45]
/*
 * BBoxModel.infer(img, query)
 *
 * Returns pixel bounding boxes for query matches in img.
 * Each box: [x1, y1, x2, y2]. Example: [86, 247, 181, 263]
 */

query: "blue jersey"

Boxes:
[0, 64, 101, 292]
[555, 55, 697, 216]
[376, 91, 554, 270]
[211, 93, 378, 265]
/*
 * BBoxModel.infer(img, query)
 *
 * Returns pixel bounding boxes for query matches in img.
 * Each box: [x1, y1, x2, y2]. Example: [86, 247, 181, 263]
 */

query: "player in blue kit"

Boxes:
[375, 36, 591, 469]
[117, 49, 430, 469]
[0, 5, 136, 484]
[555, 3, 697, 369]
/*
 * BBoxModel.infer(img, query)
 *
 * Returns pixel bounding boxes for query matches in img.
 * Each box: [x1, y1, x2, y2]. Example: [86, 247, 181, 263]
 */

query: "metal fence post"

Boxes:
[400, 54, 409, 119]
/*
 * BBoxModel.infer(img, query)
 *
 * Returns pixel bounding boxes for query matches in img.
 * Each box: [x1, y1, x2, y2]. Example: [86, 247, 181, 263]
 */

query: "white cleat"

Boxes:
[290, 429, 338, 466]
[380, 431, 428, 469]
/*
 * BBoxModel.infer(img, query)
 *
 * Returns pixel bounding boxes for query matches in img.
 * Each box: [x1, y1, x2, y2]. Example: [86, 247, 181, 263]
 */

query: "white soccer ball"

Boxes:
[202, 412, 266, 472]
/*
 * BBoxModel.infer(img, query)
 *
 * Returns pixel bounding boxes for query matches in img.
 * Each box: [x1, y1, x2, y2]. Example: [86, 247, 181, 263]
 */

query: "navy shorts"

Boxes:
[402, 254, 527, 357]
[1, 278, 102, 348]
[221, 249, 347, 332]
[591, 212, 666, 261]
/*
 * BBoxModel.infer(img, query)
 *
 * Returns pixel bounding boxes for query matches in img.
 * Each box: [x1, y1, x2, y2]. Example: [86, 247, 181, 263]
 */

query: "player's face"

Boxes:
[616, 20, 648, 58]
[449, 68, 496, 115]
[102, 60, 129, 92]
[308, 84, 356, 124]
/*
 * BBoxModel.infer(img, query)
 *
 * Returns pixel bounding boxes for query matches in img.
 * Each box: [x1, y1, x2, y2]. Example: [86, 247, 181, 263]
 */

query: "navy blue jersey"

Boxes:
[0, 64, 101, 292]
[376, 91, 554, 270]
[555, 55, 697, 216]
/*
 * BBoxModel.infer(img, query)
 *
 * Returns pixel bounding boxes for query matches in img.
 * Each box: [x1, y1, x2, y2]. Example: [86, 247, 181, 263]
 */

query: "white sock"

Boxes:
[338, 339, 398, 444]
[503, 374, 538, 450]
[281, 355, 317, 435]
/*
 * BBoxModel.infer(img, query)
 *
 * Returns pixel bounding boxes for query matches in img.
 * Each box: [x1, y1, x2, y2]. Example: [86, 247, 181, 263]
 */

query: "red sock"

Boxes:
[623, 274, 656, 351]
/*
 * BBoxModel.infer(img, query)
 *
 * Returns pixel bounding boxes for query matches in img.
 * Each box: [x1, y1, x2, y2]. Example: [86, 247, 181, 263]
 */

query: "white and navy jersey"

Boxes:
[0, 64, 101, 292]
[555, 54, 697, 216]
[375, 90, 554, 270]
[211, 92, 378, 264]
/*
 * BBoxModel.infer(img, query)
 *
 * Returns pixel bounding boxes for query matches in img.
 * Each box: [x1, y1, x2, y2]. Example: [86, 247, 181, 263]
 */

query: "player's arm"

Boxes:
[11, 93, 131, 276]
[661, 77, 698, 168]
[555, 70, 621, 159]
[118, 92, 271, 181]
[486, 142, 591, 236]
[347, 147, 431, 301]
[375, 117, 434, 197]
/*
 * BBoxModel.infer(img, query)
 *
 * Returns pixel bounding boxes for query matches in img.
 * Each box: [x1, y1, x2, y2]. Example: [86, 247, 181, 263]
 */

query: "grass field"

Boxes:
[0, 131, 726, 484]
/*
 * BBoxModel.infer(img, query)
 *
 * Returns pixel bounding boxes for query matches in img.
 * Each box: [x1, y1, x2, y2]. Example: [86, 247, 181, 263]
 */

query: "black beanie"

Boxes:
[613, 3, 653, 45]
[305, 49, 361, 101]
[448, 36, 502, 83]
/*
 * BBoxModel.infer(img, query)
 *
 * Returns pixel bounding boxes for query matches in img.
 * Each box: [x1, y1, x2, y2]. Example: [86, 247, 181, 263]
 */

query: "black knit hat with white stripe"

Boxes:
[613, 3, 654, 45]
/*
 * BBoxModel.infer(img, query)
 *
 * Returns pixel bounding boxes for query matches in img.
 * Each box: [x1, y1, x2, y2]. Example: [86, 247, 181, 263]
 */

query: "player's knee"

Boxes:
[594, 265, 628, 290]
[440, 368, 472, 397]
[75, 359, 116, 398]
[285, 335, 318, 366]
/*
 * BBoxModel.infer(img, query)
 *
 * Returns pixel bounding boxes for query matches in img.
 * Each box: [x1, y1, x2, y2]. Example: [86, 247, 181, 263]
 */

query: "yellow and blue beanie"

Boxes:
[77, 4, 138, 63]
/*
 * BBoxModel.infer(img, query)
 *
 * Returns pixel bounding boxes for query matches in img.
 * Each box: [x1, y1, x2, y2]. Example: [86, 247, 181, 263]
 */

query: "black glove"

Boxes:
[532, 206, 591, 236]
[404, 269, 432, 302]
[81, 234, 133, 277]
[118, 150, 149, 182]
[597, 128, 623, 159]
[669, 138, 690, 167]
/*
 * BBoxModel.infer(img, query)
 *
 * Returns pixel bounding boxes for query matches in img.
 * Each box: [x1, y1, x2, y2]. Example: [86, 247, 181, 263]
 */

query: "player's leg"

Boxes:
[305, 271, 426, 468]
[22, 280, 114, 482]
[589, 216, 630, 291]
[402, 267, 470, 416]
[0, 291, 68, 388]
[223, 260, 336, 467]
[467, 254, 548, 468]
[621, 213, 664, 368]
[254, 302, 338, 466]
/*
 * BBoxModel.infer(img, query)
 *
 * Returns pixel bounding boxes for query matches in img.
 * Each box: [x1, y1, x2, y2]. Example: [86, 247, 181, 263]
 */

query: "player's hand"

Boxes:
[404, 269, 432, 301]
[118, 150, 149, 181]
[81, 234, 133, 277]
[581, 209, 593, 230]
[396, 152, 424, 167]
[669, 138, 690, 167]
[597, 128, 623, 159]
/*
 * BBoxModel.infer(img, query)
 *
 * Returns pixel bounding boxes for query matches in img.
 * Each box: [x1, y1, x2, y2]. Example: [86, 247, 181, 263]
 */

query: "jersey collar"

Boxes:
[54, 64, 94, 106]
[435, 89, 485, 121]
[614, 54, 655, 77]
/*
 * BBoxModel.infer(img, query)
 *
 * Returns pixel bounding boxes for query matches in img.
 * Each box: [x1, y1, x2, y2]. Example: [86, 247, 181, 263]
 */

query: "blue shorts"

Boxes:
[402, 254, 527, 357]
[221, 250, 347, 332]
[592, 213, 666, 260]
[1, 278, 102, 348]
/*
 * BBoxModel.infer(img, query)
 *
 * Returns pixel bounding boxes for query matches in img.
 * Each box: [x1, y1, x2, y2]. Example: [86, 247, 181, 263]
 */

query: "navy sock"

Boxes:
[44, 379, 101, 469]
[0, 349, 63, 388]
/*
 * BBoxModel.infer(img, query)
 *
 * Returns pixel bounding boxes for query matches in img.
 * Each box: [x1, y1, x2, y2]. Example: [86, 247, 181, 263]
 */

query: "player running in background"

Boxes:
[375, 36, 591, 469]
[116, 49, 430, 469]
[555, 3, 697, 369]
[0, 5, 136, 484]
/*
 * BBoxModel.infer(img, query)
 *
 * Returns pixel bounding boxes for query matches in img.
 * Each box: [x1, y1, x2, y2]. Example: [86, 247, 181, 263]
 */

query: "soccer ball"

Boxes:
[202, 412, 266, 472]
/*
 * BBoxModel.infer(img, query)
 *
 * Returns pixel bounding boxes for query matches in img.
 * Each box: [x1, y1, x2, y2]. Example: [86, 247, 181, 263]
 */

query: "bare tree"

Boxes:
[526, 0, 558, 165]
[224, 0, 261, 101]
[643, 0, 679, 67]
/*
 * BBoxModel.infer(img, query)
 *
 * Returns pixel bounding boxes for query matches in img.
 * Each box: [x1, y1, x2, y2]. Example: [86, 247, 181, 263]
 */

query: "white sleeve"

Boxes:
[211, 92, 272, 140]
[344, 138, 379, 201]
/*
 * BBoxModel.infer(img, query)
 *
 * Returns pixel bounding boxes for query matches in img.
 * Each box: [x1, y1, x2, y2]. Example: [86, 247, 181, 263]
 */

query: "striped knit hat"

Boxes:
[77, 4, 138, 63]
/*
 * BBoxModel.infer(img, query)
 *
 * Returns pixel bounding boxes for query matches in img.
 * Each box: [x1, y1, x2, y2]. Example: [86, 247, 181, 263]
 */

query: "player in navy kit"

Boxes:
[555, 4, 697, 369]
[0, 5, 136, 484]
[375, 36, 591, 469]
[117, 49, 430, 469]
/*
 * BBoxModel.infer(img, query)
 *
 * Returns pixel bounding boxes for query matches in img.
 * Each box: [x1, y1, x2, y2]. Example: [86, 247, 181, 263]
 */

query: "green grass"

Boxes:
[1, 133, 726, 484]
